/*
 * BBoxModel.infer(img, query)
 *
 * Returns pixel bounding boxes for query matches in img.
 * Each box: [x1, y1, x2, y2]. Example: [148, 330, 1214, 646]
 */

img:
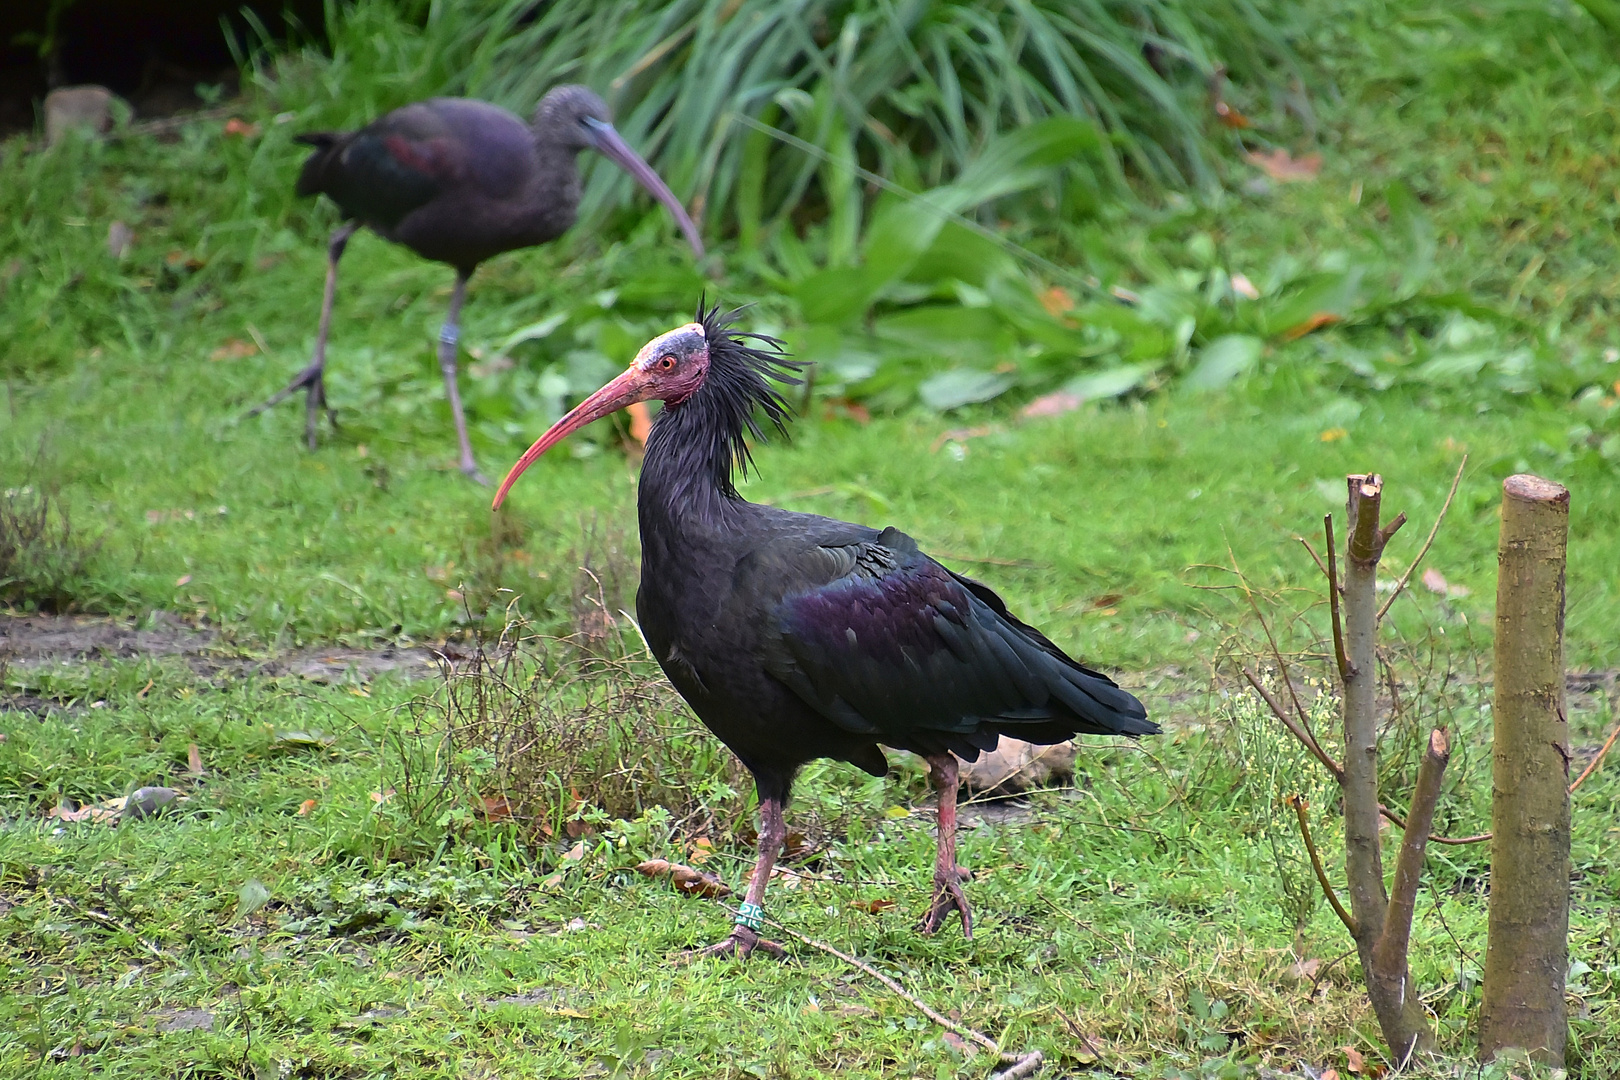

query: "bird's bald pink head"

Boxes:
[491, 320, 712, 510]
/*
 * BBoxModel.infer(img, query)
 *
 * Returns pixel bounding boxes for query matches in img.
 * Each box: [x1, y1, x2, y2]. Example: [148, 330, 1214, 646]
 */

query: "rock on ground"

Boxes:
[44, 85, 121, 146]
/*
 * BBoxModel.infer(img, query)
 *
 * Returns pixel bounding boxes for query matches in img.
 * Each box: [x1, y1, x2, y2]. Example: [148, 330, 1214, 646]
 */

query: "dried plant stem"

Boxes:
[1243, 666, 1342, 781]
[749, 908, 1041, 1075]
[1377, 455, 1467, 621]
[1568, 710, 1620, 795]
[1286, 795, 1357, 936]
[1379, 803, 1490, 845]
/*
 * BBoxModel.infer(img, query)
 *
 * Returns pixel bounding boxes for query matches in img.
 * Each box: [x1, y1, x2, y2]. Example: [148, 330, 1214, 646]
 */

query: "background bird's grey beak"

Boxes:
[583, 117, 705, 259]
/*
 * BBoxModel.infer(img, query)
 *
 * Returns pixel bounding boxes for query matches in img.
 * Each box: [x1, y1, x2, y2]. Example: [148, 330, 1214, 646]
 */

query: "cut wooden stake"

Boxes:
[1481, 474, 1570, 1068]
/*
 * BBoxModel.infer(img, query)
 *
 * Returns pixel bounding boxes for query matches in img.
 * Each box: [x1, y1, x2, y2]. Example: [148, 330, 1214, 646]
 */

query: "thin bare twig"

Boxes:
[1286, 794, 1358, 936]
[1568, 710, 1620, 795]
[1243, 666, 1343, 782]
[1378, 456, 1468, 620]
[1053, 1005, 1108, 1064]
[59, 898, 169, 962]
[1378, 804, 1490, 845]
[746, 907, 1035, 1069]
[1297, 535, 1331, 581]
[1325, 514, 1352, 680]
[1230, 546, 1315, 735]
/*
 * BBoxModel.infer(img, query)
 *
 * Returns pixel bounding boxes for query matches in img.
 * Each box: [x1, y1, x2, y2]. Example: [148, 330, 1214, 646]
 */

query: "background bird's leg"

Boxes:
[919, 753, 973, 939]
[684, 793, 787, 960]
[247, 222, 357, 448]
[437, 270, 487, 484]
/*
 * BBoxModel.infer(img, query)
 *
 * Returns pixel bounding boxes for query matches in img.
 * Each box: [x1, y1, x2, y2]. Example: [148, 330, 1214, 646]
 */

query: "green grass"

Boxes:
[2, 662, 1616, 1076]
[3, 0, 1620, 1075]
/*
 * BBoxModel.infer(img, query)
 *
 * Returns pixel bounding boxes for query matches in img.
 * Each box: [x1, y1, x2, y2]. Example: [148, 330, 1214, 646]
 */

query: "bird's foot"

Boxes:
[247, 361, 323, 419]
[918, 866, 974, 939]
[678, 925, 785, 963]
[461, 461, 490, 486]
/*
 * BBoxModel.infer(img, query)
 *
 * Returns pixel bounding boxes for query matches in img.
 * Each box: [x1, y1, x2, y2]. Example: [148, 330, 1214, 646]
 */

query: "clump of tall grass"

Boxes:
[250, 0, 1304, 240]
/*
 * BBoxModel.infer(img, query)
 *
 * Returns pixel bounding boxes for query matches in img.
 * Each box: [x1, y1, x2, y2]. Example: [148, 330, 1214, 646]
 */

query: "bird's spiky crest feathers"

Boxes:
[659, 300, 802, 498]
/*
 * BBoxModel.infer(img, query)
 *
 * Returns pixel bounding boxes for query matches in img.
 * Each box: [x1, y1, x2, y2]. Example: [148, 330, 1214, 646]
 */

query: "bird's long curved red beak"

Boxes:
[491, 366, 651, 511]
[584, 118, 705, 259]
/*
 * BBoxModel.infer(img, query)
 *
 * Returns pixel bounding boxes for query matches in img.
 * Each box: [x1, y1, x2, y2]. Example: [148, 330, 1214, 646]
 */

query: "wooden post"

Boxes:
[1480, 474, 1570, 1066]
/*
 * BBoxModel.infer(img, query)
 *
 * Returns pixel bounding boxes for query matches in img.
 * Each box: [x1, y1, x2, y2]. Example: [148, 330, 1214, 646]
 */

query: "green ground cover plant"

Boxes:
[2, 0, 1620, 1074]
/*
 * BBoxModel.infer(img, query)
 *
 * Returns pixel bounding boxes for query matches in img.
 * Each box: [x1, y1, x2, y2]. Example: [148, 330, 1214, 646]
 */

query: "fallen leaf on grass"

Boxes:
[848, 897, 896, 915]
[634, 858, 732, 899]
[223, 118, 260, 138]
[186, 743, 204, 776]
[1246, 148, 1323, 182]
[1279, 312, 1342, 341]
[369, 788, 394, 805]
[1283, 956, 1323, 983]
[1422, 568, 1471, 599]
[209, 339, 258, 361]
[297, 798, 317, 816]
[942, 1032, 973, 1053]
[1230, 272, 1260, 299]
[277, 730, 337, 749]
[479, 795, 514, 821]
[562, 839, 587, 862]
[1038, 286, 1076, 317]
[1020, 391, 1082, 419]
[1342, 1045, 1367, 1073]
[174, 574, 192, 587]
[929, 425, 999, 453]
[47, 798, 124, 824]
[1321, 1070, 1341, 1080]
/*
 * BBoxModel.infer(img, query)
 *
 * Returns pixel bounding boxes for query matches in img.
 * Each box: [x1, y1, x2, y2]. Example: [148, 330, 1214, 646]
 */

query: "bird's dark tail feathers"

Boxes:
[293, 132, 344, 198]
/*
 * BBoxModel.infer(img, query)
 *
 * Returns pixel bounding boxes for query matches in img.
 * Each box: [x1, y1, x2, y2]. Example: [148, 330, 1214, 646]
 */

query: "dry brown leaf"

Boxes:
[1214, 100, 1252, 129]
[174, 574, 192, 587]
[823, 398, 871, 425]
[369, 788, 394, 804]
[1278, 312, 1342, 341]
[849, 897, 896, 915]
[479, 795, 514, 822]
[1038, 286, 1076, 316]
[1246, 147, 1323, 182]
[297, 798, 318, 816]
[636, 858, 731, 899]
[223, 117, 260, 138]
[1021, 391, 1082, 420]
[1321, 1070, 1341, 1080]
[209, 339, 258, 362]
[562, 839, 587, 861]
[1342, 1045, 1367, 1073]
[186, 743, 204, 776]
[1285, 956, 1324, 983]
[627, 401, 652, 445]
[47, 797, 126, 825]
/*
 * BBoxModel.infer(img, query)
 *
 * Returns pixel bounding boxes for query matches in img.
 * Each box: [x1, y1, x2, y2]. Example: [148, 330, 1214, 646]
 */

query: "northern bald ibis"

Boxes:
[252, 85, 703, 482]
[493, 305, 1156, 957]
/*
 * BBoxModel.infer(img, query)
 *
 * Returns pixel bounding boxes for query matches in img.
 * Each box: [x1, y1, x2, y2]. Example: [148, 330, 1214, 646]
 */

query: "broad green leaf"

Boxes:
[918, 369, 1015, 411]
[234, 879, 271, 923]
[1186, 335, 1264, 390]
[1064, 363, 1155, 400]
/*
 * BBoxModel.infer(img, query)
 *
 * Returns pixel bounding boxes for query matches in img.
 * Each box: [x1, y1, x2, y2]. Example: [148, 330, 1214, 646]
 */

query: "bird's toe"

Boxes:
[918, 877, 974, 940]
[678, 925, 785, 963]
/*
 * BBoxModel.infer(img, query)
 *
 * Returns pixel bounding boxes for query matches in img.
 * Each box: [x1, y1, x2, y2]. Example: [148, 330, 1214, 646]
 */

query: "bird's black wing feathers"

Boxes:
[756, 526, 1155, 759]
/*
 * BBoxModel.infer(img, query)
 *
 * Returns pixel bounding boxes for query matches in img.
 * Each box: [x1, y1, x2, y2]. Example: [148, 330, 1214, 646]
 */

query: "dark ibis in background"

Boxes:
[251, 85, 704, 481]
[492, 304, 1157, 958]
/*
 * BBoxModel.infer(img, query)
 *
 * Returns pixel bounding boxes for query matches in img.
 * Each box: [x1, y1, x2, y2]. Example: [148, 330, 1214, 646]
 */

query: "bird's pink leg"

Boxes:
[919, 753, 973, 939]
[683, 794, 787, 960]
[248, 222, 357, 447]
[437, 270, 487, 485]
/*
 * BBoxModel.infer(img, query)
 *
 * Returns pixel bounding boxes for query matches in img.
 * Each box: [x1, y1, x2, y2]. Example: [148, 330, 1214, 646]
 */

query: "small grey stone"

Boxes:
[156, 1008, 214, 1033]
[123, 786, 179, 820]
[44, 86, 121, 146]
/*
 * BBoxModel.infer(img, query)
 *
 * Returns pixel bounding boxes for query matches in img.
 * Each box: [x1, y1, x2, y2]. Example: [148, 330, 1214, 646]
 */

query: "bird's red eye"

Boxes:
[659, 355, 677, 371]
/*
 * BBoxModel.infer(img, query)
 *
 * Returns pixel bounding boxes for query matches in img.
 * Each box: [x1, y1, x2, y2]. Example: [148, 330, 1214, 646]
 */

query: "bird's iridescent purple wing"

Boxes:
[758, 527, 1154, 759]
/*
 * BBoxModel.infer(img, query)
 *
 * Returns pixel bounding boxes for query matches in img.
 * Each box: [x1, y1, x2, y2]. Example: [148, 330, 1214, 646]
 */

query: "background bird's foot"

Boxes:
[918, 871, 974, 939]
[461, 462, 490, 486]
[678, 925, 785, 962]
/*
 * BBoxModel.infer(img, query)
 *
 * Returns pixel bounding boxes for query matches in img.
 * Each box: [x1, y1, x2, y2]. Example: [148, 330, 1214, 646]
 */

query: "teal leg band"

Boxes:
[735, 902, 764, 931]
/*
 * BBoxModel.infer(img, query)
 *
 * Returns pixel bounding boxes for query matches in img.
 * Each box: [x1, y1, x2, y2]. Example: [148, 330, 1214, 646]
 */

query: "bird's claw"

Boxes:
[919, 867, 974, 939]
[678, 925, 785, 963]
